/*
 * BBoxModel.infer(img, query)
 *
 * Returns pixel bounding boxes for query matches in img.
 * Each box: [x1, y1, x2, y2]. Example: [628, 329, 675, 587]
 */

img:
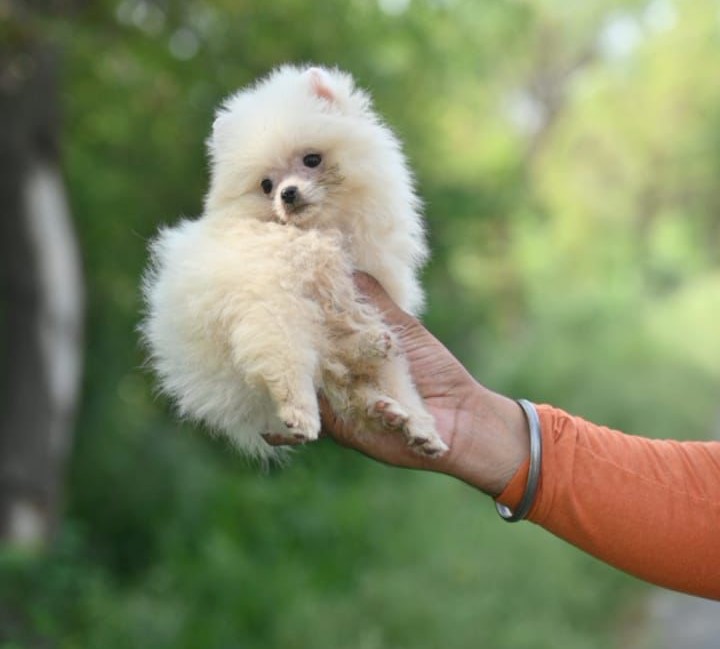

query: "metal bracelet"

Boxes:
[495, 399, 542, 523]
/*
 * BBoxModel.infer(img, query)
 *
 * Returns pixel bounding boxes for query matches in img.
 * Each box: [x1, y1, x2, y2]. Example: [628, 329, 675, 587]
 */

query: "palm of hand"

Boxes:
[319, 279, 478, 473]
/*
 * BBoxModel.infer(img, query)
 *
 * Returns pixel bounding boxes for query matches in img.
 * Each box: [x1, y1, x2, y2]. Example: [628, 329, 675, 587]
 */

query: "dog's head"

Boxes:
[204, 65, 412, 231]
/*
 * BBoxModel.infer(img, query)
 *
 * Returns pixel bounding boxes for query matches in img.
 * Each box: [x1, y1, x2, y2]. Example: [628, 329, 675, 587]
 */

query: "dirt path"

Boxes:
[624, 591, 720, 649]
[623, 417, 720, 648]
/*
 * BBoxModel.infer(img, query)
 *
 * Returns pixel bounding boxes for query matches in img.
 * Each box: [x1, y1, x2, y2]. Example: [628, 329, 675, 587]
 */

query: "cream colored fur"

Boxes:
[141, 65, 446, 461]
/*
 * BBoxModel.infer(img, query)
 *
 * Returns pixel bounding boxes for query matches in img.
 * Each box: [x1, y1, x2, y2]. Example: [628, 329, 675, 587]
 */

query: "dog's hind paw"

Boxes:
[370, 397, 409, 430]
[403, 418, 448, 458]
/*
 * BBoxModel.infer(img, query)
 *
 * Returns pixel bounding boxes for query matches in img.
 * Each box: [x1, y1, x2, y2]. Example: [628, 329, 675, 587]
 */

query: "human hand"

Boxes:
[264, 274, 529, 497]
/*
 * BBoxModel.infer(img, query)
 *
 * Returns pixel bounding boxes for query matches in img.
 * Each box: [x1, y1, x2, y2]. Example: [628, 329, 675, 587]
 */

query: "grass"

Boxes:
[0, 438, 643, 649]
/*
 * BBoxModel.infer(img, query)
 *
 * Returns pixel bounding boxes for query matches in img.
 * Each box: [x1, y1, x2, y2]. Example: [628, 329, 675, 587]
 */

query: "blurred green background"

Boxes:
[2, 0, 720, 647]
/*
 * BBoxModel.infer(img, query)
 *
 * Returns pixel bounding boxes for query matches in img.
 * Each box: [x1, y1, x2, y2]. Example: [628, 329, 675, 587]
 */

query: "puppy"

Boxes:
[141, 65, 447, 462]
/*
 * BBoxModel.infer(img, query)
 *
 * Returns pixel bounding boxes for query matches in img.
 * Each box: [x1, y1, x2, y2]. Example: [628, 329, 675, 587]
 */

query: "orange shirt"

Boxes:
[497, 405, 720, 600]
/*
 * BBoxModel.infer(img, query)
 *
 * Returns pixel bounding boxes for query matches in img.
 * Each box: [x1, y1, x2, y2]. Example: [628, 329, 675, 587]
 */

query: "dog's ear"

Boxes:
[207, 108, 234, 159]
[307, 67, 336, 103]
[210, 112, 227, 144]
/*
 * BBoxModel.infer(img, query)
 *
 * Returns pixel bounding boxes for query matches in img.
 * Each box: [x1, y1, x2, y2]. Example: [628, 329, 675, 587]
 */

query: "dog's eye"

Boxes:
[303, 153, 322, 168]
[261, 178, 273, 194]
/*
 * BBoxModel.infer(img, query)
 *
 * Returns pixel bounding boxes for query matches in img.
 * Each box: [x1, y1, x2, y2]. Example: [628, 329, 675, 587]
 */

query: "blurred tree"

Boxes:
[0, 1, 83, 546]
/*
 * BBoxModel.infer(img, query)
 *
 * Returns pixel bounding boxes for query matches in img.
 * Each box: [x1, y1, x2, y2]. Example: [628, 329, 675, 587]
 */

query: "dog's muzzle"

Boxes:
[281, 186, 298, 205]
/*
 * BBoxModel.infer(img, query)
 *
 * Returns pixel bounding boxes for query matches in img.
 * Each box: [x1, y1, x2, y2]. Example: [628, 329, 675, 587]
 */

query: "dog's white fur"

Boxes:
[141, 65, 446, 461]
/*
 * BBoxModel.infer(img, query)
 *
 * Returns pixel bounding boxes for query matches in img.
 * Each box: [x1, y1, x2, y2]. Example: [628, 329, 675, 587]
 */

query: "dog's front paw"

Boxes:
[365, 330, 394, 358]
[278, 403, 321, 443]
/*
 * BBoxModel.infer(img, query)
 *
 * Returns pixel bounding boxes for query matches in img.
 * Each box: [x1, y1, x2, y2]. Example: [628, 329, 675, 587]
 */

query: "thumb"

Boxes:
[353, 272, 417, 329]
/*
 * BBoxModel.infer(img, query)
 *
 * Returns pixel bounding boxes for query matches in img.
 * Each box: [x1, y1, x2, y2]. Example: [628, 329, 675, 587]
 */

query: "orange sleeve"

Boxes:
[497, 404, 720, 600]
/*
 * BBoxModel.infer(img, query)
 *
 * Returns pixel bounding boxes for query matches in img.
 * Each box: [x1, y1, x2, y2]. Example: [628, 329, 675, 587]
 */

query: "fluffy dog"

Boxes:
[141, 65, 447, 462]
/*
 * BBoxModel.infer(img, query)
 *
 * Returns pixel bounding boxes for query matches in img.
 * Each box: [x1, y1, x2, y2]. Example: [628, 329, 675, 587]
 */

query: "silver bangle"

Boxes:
[495, 399, 542, 523]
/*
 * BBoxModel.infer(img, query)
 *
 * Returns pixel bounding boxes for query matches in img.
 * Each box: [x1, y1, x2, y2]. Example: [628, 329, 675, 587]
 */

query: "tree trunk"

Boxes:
[0, 40, 84, 546]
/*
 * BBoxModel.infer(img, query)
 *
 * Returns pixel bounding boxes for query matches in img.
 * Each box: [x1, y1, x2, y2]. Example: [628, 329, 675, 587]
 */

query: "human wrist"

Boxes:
[440, 383, 530, 497]
[490, 392, 532, 495]
[495, 399, 541, 521]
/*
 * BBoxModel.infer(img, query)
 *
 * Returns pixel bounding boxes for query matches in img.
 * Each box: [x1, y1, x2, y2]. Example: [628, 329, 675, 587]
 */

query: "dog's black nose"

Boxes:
[281, 186, 298, 205]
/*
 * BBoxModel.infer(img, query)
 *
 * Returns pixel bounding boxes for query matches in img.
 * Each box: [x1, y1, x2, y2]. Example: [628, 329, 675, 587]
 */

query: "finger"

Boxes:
[261, 433, 306, 447]
[318, 398, 348, 444]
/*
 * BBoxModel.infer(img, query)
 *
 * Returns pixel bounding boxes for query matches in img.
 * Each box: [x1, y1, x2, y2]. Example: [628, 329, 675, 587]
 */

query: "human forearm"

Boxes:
[310, 274, 720, 599]
[496, 405, 720, 599]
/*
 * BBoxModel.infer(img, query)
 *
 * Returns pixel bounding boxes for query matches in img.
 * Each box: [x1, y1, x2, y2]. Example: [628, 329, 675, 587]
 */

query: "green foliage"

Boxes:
[3, 0, 720, 647]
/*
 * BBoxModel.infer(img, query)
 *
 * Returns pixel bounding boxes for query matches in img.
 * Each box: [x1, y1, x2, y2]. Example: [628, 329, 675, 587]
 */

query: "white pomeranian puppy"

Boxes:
[141, 64, 447, 462]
